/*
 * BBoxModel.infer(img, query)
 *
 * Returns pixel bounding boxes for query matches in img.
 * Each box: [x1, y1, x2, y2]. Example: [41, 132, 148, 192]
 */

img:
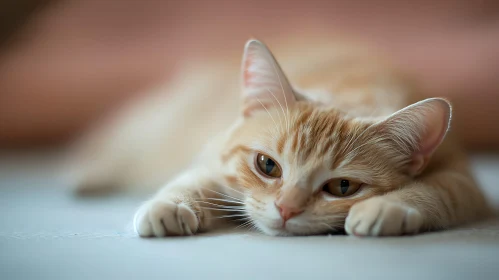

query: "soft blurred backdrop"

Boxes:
[1, 0, 499, 149]
[1, 2, 499, 279]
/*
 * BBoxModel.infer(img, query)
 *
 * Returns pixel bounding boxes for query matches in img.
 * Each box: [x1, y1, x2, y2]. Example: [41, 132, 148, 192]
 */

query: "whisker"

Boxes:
[247, 197, 265, 204]
[256, 97, 281, 135]
[341, 121, 378, 156]
[199, 207, 245, 212]
[320, 222, 339, 231]
[265, 126, 279, 142]
[267, 88, 288, 134]
[341, 136, 387, 166]
[212, 214, 250, 219]
[266, 52, 290, 132]
[232, 217, 251, 223]
[235, 219, 254, 230]
[196, 201, 245, 209]
[340, 125, 362, 157]
[203, 198, 245, 205]
[221, 184, 247, 196]
[248, 224, 260, 232]
[265, 89, 284, 134]
[201, 187, 243, 202]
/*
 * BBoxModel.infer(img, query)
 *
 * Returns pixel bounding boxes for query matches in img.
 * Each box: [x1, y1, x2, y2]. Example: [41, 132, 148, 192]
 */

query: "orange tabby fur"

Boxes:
[67, 38, 492, 237]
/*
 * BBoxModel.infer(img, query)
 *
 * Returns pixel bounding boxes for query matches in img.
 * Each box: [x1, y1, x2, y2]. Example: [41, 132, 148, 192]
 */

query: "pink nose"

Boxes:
[275, 203, 304, 222]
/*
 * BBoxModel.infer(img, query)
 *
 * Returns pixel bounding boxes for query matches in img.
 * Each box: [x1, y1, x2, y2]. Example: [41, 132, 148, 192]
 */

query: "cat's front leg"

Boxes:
[345, 175, 490, 237]
[344, 196, 423, 237]
[134, 169, 229, 237]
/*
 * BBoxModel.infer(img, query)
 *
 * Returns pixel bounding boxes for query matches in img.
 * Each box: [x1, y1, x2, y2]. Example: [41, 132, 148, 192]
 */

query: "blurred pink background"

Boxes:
[1, 0, 498, 149]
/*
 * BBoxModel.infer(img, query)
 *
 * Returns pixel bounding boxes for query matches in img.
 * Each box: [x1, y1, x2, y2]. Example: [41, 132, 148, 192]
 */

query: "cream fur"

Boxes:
[65, 38, 492, 237]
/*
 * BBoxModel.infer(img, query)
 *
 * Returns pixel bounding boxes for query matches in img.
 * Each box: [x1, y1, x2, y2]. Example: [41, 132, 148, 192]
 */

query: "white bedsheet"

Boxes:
[1, 152, 498, 280]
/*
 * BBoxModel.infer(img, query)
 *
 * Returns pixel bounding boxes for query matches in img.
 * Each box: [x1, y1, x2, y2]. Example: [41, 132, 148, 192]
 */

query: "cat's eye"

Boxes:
[322, 179, 362, 197]
[256, 153, 282, 178]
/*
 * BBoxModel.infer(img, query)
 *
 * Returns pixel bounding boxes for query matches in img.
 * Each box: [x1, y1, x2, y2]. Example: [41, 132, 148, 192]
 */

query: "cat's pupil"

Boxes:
[265, 158, 275, 174]
[340, 180, 350, 194]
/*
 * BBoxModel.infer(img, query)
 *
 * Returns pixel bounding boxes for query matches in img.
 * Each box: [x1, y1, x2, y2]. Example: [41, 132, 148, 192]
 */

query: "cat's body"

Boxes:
[67, 39, 491, 237]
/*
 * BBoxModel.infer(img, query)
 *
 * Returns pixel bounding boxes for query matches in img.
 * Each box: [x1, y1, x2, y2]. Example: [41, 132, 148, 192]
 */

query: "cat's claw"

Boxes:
[134, 200, 199, 237]
[345, 197, 423, 237]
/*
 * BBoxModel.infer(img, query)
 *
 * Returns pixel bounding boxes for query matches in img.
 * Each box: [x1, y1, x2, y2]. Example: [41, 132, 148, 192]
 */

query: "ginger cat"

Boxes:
[69, 39, 491, 237]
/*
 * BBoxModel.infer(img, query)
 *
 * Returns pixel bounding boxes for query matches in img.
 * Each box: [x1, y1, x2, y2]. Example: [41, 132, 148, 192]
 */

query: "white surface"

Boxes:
[0, 152, 499, 280]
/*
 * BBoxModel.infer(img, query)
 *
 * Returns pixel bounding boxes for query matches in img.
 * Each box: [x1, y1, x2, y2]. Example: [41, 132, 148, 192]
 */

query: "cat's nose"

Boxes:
[275, 203, 304, 222]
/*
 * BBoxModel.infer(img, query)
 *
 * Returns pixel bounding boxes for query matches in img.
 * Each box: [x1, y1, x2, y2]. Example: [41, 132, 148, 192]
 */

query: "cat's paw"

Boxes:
[345, 197, 423, 237]
[134, 200, 199, 237]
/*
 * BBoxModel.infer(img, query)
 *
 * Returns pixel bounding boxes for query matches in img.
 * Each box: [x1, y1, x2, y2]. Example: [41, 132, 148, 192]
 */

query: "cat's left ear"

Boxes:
[240, 39, 297, 117]
[379, 98, 452, 176]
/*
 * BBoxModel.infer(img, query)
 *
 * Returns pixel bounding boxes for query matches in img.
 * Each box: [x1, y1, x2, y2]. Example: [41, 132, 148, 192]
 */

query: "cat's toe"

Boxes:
[345, 197, 423, 237]
[134, 200, 199, 237]
[402, 208, 423, 234]
[345, 202, 381, 236]
[134, 204, 154, 237]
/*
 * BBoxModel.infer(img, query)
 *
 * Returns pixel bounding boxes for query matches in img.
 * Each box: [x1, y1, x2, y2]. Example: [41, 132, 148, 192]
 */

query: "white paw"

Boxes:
[134, 200, 199, 237]
[345, 197, 423, 237]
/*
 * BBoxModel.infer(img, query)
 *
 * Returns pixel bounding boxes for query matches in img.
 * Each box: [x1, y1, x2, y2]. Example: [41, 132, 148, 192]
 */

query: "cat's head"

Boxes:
[228, 39, 451, 236]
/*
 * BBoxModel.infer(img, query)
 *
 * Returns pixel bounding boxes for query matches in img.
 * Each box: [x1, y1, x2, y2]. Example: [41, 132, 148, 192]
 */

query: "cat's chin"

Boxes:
[255, 221, 338, 237]
[254, 222, 315, 237]
[259, 227, 295, 237]
[251, 220, 292, 236]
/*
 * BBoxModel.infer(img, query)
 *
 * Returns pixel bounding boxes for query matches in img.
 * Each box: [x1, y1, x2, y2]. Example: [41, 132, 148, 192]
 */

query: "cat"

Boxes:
[67, 38, 492, 237]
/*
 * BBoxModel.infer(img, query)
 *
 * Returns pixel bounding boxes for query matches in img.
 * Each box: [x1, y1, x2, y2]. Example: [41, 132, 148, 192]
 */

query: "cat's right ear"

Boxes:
[377, 98, 452, 176]
[240, 39, 297, 117]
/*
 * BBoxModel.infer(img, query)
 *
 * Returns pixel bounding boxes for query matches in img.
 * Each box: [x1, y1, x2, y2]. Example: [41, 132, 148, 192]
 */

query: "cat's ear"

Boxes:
[240, 39, 297, 117]
[379, 98, 452, 176]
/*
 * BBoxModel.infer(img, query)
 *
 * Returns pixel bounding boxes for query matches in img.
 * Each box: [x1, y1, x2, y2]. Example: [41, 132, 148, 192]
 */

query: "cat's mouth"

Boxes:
[246, 202, 339, 236]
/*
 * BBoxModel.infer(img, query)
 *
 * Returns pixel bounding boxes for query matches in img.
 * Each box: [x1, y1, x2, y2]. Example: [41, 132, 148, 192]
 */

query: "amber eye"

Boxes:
[256, 153, 282, 178]
[322, 179, 362, 197]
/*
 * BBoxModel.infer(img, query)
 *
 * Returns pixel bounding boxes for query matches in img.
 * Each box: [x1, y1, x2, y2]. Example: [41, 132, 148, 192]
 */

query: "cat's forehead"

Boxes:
[278, 106, 355, 162]
[251, 103, 369, 168]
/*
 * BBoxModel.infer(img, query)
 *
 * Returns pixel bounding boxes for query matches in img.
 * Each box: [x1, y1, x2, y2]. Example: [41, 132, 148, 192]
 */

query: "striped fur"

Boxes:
[69, 39, 492, 237]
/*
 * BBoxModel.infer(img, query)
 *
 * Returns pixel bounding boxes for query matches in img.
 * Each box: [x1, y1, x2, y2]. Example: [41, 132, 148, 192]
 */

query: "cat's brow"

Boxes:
[221, 144, 252, 163]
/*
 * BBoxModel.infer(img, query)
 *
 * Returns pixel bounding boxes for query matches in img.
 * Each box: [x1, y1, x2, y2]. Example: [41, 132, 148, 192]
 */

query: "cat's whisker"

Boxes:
[256, 97, 281, 135]
[203, 197, 245, 205]
[221, 184, 247, 196]
[340, 121, 378, 157]
[339, 127, 362, 157]
[234, 221, 249, 230]
[235, 219, 255, 230]
[211, 214, 250, 220]
[266, 51, 290, 132]
[248, 221, 256, 231]
[265, 127, 279, 142]
[341, 135, 387, 166]
[320, 222, 340, 231]
[201, 187, 243, 202]
[267, 88, 288, 134]
[317, 219, 344, 224]
[249, 223, 261, 233]
[315, 217, 346, 224]
[247, 198, 265, 206]
[196, 201, 245, 209]
[265, 89, 284, 134]
[199, 207, 245, 212]
[232, 217, 251, 223]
